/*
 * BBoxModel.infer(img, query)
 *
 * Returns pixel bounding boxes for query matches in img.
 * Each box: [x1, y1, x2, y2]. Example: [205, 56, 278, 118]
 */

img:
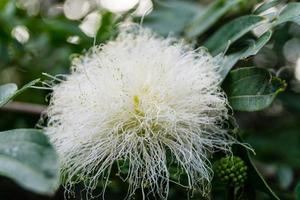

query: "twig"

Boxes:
[0, 101, 46, 115]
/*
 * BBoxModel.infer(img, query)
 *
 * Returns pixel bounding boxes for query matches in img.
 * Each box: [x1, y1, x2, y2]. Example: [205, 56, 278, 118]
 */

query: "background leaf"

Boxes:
[253, 0, 282, 15]
[223, 67, 286, 111]
[0, 79, 39, 107]
[204, 15, 265, 55]
[220, 30, 272, 80]
[0, 84, 18, 107]
[0, 129, 59, 195]
[275, 2, 300, 26]
[185, 0, 240, 38]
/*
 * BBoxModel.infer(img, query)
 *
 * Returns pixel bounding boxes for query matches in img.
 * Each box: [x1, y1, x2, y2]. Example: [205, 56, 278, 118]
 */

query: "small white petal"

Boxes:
[100, 0, 139, 13]
[67, 36, 80, 44]
[11, 25, 30, 44]
[63, 0, 91, 20]
[79, 11, 102, 37]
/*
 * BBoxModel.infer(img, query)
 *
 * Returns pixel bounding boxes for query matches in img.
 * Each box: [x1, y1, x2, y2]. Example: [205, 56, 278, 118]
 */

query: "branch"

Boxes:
[0, 101, 46, 115]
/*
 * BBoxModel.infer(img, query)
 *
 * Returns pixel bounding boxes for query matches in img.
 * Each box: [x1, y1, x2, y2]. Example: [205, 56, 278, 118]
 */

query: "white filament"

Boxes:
[44, 26, 234, 199]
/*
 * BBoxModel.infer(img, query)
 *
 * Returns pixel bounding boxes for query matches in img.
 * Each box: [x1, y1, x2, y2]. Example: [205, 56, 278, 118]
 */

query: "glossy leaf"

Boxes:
[204, 15, 265, 55]
[275, 3, 300, 26]
[220, 31, 272, 80]
[0, 129, 59, 195]
[0, 79, 40, 107]
[253, 0, 282, 14]
[185, 0, 240, 38]
[223, 67, 286, 111]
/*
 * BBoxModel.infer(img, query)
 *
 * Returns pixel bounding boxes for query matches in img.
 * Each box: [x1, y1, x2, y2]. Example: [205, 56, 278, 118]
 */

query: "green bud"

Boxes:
[213, 156, 248, 187]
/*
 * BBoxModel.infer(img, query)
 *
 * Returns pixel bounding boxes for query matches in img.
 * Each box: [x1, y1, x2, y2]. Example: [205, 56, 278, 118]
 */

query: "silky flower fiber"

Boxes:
[45, 26, 235, 199]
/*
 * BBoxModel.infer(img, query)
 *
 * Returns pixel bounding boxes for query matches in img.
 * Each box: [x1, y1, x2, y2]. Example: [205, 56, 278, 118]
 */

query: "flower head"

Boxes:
[45, 26, 234, 199]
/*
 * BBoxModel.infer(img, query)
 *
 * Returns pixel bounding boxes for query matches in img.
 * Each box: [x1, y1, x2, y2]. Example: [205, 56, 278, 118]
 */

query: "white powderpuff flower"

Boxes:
[44, 26, 235, 199]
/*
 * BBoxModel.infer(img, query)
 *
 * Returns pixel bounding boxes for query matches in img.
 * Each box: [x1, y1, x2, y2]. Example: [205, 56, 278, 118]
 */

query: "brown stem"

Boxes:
[0, 101, 46, 115]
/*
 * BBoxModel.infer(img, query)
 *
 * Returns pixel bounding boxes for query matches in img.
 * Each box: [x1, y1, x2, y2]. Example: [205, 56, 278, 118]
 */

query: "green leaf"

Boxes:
[234, 142, 279, 200]
[185, 0, 240, 38]
[0, 83, 18, 107]
[275, 3, 300, 26]
[223, 67, 286, 111]
[204, 15, 265, 55]
[220, 31, 272, 80]
[0, 79, 40, 107]
[253, 0, 282, 15]
[0, 129, 59, 195]
[143, 0, 201, 36]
